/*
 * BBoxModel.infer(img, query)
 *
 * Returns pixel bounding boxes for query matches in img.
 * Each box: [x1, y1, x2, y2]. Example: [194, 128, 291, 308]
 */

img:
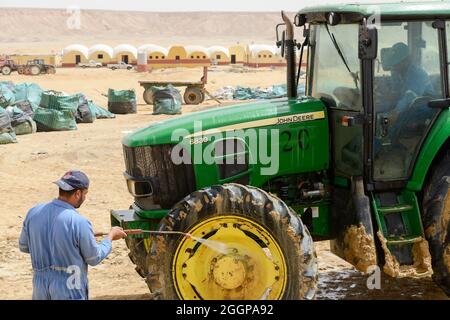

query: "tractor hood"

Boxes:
[123, 97, 326, 147]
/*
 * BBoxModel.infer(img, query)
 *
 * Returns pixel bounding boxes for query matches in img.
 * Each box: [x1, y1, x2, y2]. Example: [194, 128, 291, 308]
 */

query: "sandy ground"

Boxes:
[0, 66, 447, 300]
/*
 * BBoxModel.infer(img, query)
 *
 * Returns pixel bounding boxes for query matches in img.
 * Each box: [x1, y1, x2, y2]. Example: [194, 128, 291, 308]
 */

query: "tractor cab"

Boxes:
[291, 4, 450, 188]
[275, 2, 450, 283]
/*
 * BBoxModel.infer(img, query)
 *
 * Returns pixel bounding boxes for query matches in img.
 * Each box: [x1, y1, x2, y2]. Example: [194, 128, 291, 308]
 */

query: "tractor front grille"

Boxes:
[123, 144, 196, 209]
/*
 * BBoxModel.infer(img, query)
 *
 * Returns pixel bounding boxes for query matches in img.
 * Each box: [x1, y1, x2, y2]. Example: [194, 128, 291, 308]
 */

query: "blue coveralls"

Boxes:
[375, 64, 435, 152]
[19, 199, 112, 300]
[390, 63, 434, 114]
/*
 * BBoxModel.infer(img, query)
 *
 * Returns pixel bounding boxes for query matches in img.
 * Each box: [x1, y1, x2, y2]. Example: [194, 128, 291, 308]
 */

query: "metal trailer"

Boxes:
[139, 66, 210, 105]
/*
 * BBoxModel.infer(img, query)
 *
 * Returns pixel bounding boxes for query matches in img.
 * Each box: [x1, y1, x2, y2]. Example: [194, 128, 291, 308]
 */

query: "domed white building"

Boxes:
[113, 44, 138, 64]
[138, 44, 169, 62]
[88, 44, 114, 65]
[246, 44, 285, 67]
[207, 46, 230, 65]
[61, 44, 89, 67]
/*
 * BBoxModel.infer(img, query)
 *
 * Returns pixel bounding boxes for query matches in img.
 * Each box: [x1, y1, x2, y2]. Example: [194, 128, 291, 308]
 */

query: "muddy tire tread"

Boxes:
[146, 183, 318, 300]
[423, 148, 450, 295]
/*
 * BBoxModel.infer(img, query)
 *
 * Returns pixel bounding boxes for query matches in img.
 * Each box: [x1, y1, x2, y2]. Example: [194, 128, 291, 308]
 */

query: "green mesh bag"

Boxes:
[0, 107, 17, 144]
[33, 107, 77, 131]
[14, 83, 43, 109]
[14, 118, 37, 135]
[0, 82, 15, 108]
[88, 101, 115, 119]
[107, 89, 137, 114]
[39, 91, 79, 113]
[151, 85, 182, 115]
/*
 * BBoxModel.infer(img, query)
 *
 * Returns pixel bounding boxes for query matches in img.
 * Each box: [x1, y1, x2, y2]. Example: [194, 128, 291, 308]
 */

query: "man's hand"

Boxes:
[108, 226, 127, 241]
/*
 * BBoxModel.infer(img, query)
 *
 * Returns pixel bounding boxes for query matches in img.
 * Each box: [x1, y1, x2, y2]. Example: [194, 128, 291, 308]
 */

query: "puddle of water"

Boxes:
[316, 268, 449, 300]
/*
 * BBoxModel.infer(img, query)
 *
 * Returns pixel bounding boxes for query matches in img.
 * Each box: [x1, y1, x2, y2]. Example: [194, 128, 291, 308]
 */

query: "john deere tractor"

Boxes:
[111, 2, 450, 299]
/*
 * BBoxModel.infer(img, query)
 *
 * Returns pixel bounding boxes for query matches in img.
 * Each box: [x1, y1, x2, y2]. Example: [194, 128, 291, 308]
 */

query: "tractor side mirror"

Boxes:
[280, 31, 286, 58]
[359, 21, 378, 60]
[294, 14, 306, 27]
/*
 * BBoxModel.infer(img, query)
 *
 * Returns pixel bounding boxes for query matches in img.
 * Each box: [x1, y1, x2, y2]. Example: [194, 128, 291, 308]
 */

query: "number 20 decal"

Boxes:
[298, 129, 310, 150]
[281, 129, 310, 152]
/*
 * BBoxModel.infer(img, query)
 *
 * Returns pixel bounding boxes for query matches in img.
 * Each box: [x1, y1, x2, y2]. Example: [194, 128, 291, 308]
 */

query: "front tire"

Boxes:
[125, 237, 151, 278]
[423, 148, 450, 295]
[146, 184, 318, 300]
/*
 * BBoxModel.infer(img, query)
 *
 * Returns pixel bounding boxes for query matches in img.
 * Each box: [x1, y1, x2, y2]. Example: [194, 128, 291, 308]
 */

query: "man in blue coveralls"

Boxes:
[384, 42, 434, 121]
[19, 170, 127, 300]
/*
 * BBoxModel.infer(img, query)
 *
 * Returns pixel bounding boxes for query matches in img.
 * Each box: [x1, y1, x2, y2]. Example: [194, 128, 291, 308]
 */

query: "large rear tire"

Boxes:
[30, 65, 41, 76]
[423, 148, 450, 295]
[146, 184, 318, 300]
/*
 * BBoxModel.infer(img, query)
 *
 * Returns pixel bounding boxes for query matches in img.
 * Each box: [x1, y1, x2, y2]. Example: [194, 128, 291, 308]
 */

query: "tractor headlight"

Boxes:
[124, 173, 154, 198]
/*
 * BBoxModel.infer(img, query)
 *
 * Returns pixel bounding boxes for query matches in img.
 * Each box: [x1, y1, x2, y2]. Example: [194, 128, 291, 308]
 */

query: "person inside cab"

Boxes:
[381, 42, 434, 121]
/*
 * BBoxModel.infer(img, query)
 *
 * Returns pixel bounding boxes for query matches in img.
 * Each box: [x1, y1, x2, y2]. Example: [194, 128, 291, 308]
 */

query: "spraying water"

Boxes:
[188, 235, 230, 255]
[126, 229, 238, 255]
[143, 230, 230, 255]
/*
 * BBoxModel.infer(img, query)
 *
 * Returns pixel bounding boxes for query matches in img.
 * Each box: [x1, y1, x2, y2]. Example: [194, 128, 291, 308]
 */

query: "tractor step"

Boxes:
[371, 190, 426, 264]
[378, 204, 413, 214]
[384, 235, 423, 245]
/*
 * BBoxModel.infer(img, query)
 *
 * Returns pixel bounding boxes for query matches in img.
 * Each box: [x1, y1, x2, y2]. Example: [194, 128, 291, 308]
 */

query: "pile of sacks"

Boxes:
[0, 81, 115, 145]
[212, 83, 306, 101]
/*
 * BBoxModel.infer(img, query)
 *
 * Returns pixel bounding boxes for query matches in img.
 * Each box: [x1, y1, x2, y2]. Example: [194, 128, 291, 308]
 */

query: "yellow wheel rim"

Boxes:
[172, 215, 287, 300]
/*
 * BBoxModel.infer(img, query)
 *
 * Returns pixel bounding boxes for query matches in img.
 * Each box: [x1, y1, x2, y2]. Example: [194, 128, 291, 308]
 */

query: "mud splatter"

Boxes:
[442, 187, 450, 243]
[315, 241, 448, 300]
[343, 224, 377, 273]
[425, 224, 437, 238]
[444, 244, 450, 271]
[194, 200, 203, 213]
[377, 232, 433, 278]
[213, 194, 224, 214]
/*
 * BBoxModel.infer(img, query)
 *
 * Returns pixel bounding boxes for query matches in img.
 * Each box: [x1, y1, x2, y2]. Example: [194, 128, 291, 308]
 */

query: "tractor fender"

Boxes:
[330, 176, 378, 273]
[408, 109, 450, 191]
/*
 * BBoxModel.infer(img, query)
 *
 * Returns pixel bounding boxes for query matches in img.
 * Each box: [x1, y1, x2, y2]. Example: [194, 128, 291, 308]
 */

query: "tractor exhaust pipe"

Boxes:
[281, 11, 297, 99]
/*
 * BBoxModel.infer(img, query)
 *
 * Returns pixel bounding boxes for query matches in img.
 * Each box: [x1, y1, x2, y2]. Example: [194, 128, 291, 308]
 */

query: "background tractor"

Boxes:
[111, 1, 450, 299]
[19, 59, 56, 75]
[0, 59, 19, 75]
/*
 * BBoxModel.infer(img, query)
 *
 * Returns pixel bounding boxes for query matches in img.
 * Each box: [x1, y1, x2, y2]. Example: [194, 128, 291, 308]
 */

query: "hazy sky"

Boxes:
[0, 0, 425, 12]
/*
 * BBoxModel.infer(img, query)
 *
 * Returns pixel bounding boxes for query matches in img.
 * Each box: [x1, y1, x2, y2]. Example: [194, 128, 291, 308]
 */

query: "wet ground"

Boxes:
[315, 242, 448, 300]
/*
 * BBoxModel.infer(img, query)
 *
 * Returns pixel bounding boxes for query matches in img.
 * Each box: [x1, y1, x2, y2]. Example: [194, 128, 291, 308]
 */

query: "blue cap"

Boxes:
[54, 170, 90, 191]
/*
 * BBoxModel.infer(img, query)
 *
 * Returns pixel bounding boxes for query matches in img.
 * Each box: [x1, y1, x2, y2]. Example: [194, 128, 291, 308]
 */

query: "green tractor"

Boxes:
[111, 1, 450, 299]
